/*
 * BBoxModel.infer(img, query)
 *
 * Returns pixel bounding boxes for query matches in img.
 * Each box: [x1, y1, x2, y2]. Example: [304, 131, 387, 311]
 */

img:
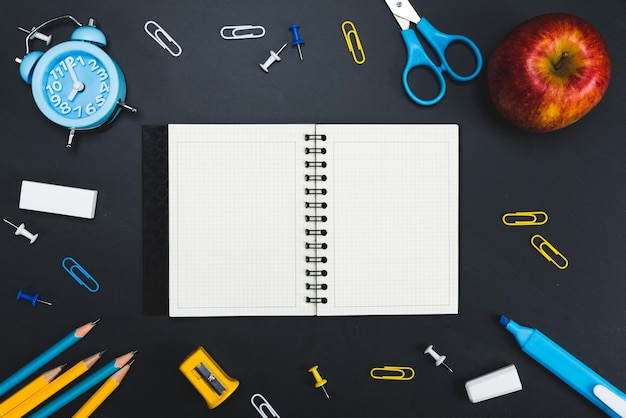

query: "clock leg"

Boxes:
[117, 100, 137, 113]
[67, 128, 76, 148]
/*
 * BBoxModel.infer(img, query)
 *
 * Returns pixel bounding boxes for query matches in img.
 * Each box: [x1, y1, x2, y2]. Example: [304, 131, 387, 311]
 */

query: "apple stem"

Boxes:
[553, 52, 569, 71]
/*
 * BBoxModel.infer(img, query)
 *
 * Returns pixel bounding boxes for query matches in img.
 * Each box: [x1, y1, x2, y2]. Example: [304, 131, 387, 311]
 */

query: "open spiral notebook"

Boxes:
[166, 124, 458, 316]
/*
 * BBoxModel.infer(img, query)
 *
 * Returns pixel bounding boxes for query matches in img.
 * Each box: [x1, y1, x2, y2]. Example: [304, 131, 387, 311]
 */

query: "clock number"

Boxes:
[76, 55, 86, 66]
[46, 81, 63, 94]
[49, 67, 65, 80]
[86, 58, 109, 81]
[95, 94, 105, 107]
[72, 104, 96, 117]
[59, 57, 75, 72]
[51, 95, 72, 116]
[59, 102, 71, 115]
[100, 82, 110, 93]
[72, 102, 100, 118]
[87, 59, 99, 71]
[86, 103, 97, 115]
[97, 69, 109, 81]
[50, 94, 62, 107]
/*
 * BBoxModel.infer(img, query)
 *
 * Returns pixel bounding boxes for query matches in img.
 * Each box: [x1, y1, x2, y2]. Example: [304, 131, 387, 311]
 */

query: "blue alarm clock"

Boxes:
[17, 16, 136, 147]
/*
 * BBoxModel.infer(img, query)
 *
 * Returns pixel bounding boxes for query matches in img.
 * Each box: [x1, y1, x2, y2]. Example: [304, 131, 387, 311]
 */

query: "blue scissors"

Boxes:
[384, 0, 482, 106]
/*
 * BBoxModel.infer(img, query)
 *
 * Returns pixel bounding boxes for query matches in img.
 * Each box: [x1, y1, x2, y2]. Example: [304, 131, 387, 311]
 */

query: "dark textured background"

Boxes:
[1, 0, 625, 416]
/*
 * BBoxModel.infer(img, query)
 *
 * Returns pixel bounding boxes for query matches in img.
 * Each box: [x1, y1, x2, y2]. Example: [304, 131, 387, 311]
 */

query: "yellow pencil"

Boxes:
[0, 365, 65, 416]
[2, 351, 104, 418]
[71, 360, 133, 418]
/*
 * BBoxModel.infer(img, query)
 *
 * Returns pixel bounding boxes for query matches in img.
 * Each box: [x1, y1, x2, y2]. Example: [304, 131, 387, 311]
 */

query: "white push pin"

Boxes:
[3, 219, 38, 244]
[18, 26, 52, 45]
[260, 43, 288, 73]
[424, 344, 453, 373]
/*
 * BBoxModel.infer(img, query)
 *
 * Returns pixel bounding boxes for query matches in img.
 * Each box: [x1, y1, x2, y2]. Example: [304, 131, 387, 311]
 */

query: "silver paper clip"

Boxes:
[144, 20, 182, 57]
[220, 25, 265, 40]
[62, 257, 100, 292]
[251, 393, 280, 418]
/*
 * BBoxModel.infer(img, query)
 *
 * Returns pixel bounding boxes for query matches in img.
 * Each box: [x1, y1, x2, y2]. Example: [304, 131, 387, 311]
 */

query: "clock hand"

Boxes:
[65, 58, 84, 101]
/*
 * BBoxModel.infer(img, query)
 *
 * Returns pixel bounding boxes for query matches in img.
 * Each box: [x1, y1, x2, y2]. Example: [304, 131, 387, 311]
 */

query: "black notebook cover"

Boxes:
[141, 125, 169, 315]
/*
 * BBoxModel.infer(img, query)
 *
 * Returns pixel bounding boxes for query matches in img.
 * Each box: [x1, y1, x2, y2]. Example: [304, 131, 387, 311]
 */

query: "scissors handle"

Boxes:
[399, 18, 483, 106]
[417, 17, 482, 82]
[400, 29, 446, 106]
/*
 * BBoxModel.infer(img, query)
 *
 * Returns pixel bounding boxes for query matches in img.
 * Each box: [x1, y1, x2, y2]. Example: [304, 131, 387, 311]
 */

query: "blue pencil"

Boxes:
[0, 320, 98, 398]
[30, 351, 136, 418]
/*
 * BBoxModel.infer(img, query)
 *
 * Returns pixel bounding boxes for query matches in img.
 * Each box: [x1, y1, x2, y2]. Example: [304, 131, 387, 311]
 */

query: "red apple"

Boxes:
[488, 13, 611, 132]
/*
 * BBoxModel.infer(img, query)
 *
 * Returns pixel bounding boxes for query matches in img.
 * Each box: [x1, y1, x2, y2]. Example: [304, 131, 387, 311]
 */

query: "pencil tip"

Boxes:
[132, 349, 140, 355]
[92, 318, 101, 325]
[99, 349, 108, 356]
[83, 351, 104, 368]
[114, 351, 138, 367]
[76, 319, 100, 337]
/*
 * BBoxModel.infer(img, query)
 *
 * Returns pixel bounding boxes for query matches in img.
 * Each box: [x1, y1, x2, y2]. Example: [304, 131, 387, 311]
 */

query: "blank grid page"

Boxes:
[168, 124, 311, 316]
[319, 124, 459, 315]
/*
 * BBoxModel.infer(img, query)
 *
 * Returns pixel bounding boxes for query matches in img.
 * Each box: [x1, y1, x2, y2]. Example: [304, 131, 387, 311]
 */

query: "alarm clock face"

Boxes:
[31, 41, 126, 130]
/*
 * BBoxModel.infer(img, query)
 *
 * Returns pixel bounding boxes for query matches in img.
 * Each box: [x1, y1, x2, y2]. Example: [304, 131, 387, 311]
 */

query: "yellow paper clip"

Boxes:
[179, 347, 239, 409]
[369, 366, 415, 381]
[531, 234, 568, 269]
[341, 20, 365, 64]
[502, 211, 548, 226]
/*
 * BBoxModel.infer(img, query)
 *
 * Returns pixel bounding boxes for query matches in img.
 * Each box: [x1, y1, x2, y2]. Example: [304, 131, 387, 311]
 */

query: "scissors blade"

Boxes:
[384, 0, 421, 30]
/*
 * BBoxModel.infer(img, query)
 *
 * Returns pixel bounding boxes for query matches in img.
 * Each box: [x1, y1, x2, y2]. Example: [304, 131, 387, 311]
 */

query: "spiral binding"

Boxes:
[304, 134, 328, 304]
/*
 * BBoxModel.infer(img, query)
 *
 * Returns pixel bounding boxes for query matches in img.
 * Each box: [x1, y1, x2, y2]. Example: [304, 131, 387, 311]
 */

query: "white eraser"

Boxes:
[19, 180, 98, 219]
[465, 364, 522, 403]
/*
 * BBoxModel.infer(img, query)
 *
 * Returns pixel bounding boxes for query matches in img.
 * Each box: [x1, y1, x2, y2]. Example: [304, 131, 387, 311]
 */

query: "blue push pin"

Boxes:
[17, 289, 52, 307]
[289, 24, 305, 61]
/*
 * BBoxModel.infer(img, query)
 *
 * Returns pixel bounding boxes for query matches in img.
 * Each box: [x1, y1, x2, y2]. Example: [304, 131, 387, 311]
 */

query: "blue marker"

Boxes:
[500, 315, 626, 417]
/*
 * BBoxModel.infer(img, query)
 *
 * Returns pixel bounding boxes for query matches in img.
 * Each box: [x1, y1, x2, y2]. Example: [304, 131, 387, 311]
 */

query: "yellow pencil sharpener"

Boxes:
[179, 346, 239, 409]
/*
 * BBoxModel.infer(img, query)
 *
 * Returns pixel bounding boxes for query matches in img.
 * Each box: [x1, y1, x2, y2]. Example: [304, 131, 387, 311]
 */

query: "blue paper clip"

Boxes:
[62, 257, 99, 292]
